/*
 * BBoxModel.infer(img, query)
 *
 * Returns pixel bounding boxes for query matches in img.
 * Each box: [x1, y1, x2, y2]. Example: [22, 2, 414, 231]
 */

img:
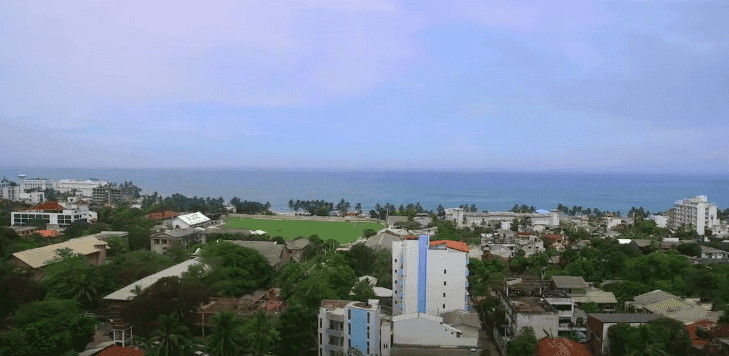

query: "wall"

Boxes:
[393, 314, 477, 347]
[425, 247, 467, 316]
[349, 308, 370, 355]
[515, 312, 558, 340]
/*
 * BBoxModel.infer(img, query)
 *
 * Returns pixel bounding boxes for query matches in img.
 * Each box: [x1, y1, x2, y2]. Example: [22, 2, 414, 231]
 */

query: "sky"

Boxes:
[1, 0, 728, 172]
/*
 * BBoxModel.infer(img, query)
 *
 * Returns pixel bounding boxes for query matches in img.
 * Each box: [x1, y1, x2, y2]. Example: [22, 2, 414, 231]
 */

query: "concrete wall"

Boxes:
[425, 247, 467, 316]
[393, 313, 477, 347]
[515, 313, 559, 340]
[393, 240, 420, 316]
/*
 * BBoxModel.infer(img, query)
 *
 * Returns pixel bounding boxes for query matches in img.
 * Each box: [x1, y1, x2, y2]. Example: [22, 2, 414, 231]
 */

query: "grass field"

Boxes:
[222, 218, 384, 244]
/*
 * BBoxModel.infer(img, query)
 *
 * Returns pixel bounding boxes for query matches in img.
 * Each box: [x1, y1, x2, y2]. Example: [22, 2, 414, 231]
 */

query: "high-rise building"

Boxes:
[667, 195, 718, 235]
[392, 235, 469, 317]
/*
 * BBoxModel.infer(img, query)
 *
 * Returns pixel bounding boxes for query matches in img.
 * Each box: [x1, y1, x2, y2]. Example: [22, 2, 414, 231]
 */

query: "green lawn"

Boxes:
[222, 218, 384, 244]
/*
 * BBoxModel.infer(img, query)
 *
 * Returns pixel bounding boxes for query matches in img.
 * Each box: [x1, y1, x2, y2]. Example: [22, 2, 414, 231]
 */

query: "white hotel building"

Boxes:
[53, 179, 107, 197]
[392, 235, 469, 317]
[668, 195, 718, 235]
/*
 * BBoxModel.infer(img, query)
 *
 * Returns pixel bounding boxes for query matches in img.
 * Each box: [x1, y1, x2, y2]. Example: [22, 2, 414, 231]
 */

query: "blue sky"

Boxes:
[1, 0, 727, 172]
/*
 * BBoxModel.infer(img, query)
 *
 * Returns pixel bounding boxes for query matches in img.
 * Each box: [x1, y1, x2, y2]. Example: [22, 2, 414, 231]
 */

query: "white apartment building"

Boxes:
[21, 178, 54, 191]
[11, 201, 97, 228]
[318, 299, 388, 356]
[392, 235, 469, 317]
[54, 179, 107, 196]
[668, 196, 718, 235]
[445, 208, 559, 229]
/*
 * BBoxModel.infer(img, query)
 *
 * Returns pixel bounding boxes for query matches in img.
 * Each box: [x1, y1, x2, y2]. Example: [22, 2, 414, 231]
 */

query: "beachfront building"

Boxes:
[392, 235, 470, 317]
[667, 195, 719, 235]
[11, 201, 97, 228]
[21, 178, 54, 191]
[318, 299, 388, 356]
[54, 179, 107, 196]
[445, 208, 559, 229]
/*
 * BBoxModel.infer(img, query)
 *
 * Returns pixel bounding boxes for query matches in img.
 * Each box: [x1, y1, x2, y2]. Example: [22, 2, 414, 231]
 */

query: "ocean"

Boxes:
[1, 167, 727, 214]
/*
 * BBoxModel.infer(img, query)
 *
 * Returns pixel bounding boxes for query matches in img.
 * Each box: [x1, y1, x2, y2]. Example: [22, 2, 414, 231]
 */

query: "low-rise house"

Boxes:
[625, 290, 723, 325]
[700, 245, 728, 261]
[571, 289, 618, 313]
[227, 240, 289, 270]
[365, 229, 409, 251]
[285, 238, 310, 263]
[102, 257, 209, 319]
[628, 239, 653, 253]
[151, 228, 206, 254]
[169, 212, 212, 229]
[393, 311, 480, 349]
[552, 276, 588, 295]
[11, 235, 109, 280]
[587, 313, 663, 356]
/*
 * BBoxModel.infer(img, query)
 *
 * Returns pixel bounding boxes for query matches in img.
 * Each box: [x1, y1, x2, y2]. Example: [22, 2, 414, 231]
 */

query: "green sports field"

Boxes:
[222, 218, 384, 244]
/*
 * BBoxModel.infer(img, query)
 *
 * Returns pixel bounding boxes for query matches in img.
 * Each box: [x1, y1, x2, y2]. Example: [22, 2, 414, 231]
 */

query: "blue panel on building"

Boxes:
[417, 234, 429, 313]
[349, 308, 369, 355]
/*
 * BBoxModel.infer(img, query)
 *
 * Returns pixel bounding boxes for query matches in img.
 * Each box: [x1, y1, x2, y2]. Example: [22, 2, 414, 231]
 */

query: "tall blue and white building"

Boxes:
[318, 299, 389, 356]
[392, 235, 470, 317]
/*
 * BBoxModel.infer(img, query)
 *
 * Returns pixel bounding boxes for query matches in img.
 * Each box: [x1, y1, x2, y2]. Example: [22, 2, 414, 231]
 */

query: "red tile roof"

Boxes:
[149, 211, 179, 220]
[517, 232, 532, 236]
[37, 230, 60, 238]
[31, 201, 65, 211]
[430, 240, 469, 253]
[97, 344, 145, 356]
[686, 320, 715, 347]
[405, 235, 420, 240]
[535, 337, 592, 356]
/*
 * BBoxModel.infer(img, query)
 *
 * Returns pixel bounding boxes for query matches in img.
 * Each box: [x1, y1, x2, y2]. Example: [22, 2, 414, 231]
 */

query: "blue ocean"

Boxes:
[1, 167, 727, 214]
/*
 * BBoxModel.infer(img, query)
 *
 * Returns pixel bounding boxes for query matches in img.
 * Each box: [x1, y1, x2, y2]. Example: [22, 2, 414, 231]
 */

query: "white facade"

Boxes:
[668, 196, 719, 235]
[171, 212, 211, 229]
[21, 178, 53, 191]
[392, 235, 469, 317]
[392, 312, 477, 347]
[53, 180, 107, 196]
[11, 208, 97, 227]
[318, 300, 387, 356]
[445, 208, 559, 229]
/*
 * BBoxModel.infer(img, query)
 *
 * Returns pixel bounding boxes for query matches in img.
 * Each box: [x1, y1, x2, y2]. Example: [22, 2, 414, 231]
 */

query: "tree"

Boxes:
[207, 311, 246, 356]
[336, 199, 351, 217]
[345, 243, 375, 276]
[350, 279, 376, 303]
[0, 274, 46, 318]
[275, 304, 318, 356]
[355, 203, 362, 213]
[362, 229, 377, 238]
[41, 249, 117, 309]
[200, 241, 275, 296]
[242, 311, 281, 356]
[677, 243, 702, 257]
[506, 327, 537, 356]
[608, 318, 691, 356]
[580, 301, 601, 313]
[436, 204, 445, 217]
[147, 312, 192, 356]
[510, 218, 519, 231]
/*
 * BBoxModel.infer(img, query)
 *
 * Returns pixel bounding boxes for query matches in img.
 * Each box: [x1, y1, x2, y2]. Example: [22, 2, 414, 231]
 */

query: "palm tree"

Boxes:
[242, 311, 280, 356]
[130, 285, 145, 297]
[207, 311, 246, 356]
[147, 312, 191, 356]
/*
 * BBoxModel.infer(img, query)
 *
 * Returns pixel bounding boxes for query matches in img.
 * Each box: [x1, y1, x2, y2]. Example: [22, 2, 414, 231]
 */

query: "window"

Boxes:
[443, 293, 446, 297]
[444, 269, 447, 274]
[394, 259, 397, 262]
[367, 312, 370, 324]
[348, 324, 351, 334]
[443, 304, 445, 309]
[444, 281, 447, 286]
[348, 310, 351, 320]
[319, 333, 322, 344]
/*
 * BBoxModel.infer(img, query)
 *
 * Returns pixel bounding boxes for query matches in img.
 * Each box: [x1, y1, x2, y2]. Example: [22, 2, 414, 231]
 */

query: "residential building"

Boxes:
[668, 196, 719, 235]
[150, 228, 206, 254]
[392, 235, 469, 317]
[318, 299, 387, 356]
[625, 290, 723, 325]
[445, 208, 559, 228]
[11, 201, 98, 227]
[93, 187, 122, 206]
[102, 257, 209, 318]
[53, 179, 107, 197]
[365, 229, 410, 251]
[700, 245, 728, 261]
[285, 238, 311, 263]
[10, 235, 109, 280]
[170, 212, 212, 229]
[227, 240, 290, 270]
[22, 178, 54, 191]
[552, 276, 588, 295]
[148, 211, 179, 222]
[0, 184, 21, 201]
[587, 313, 663, 355]
[494, 294, 559, 353]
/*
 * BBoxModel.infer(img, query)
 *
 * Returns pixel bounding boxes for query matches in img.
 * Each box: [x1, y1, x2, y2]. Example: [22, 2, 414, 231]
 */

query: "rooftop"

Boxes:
[103, 258, 208, 301]
[507, 297, 556, 314]
[177, 212, 211, 226]
[12, 236, 108, 269]
[29, 201, 66, 211]
[536, 337, 593, 356]
[552, 276, 588, 290]
[588, 313, 663, 323]
[96, 345, 145, 356]
[227, 240, 283, 267]
[153, 227, 200, 238]
[429, 240, 469, 253]
[320, 299, 357, 311]
[441, 310, 481, 329]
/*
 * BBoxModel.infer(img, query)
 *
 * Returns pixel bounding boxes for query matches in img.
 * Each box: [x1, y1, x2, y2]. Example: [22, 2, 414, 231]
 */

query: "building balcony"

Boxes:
[465, 270, 469, 277]
[327, 329, 344, 338]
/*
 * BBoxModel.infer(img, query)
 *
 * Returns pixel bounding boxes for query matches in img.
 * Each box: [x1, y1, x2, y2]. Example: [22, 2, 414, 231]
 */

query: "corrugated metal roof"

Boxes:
[589, 313, 663, 323]
[103, 258, 208, 301]
[12, 236, 108, 269]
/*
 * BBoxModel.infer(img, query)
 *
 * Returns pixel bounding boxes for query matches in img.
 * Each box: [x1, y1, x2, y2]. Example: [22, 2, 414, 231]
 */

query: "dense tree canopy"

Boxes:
[199, 241, 276, 296]
[608, 318, 691, 356]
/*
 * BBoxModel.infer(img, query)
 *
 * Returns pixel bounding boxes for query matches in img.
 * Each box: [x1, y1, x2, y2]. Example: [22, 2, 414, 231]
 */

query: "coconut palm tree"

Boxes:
[147, 312, 191, 356]
[130, 284, 145, 297]
[207, 311, 246, 356]
[242, 311, 280, 356]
